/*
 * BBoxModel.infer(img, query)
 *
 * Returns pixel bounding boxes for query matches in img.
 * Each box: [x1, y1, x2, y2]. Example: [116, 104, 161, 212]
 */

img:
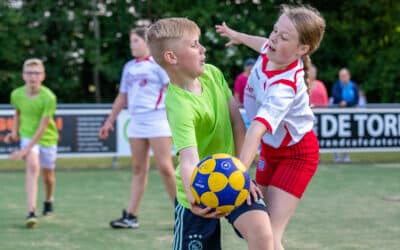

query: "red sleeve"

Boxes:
[233, 74, 246, 94]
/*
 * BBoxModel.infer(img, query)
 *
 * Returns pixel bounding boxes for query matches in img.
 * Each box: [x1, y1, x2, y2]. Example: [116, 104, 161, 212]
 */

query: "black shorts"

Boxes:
[172, 197, 267, 250]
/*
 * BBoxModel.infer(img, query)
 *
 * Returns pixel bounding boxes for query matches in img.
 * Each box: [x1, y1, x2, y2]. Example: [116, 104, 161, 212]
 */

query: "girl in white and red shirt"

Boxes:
[216, 4, 325, 249]
[99, 27, 175, 229]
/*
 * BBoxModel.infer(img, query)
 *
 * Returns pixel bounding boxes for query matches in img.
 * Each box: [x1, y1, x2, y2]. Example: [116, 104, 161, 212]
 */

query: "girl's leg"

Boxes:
[149, 137, 176, 201]
[127, 138, 150, 215]
[263, 186, 299, 250]
[259, 131, 319, 250]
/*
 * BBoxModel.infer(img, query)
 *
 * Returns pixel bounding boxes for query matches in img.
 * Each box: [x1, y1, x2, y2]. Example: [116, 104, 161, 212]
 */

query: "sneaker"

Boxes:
[110, 209, 139, 229]
[343, 154, 351, 163]
[26, 212, 37, 228]
[333, 153, 341, 163]
[42, 201, 54, 216]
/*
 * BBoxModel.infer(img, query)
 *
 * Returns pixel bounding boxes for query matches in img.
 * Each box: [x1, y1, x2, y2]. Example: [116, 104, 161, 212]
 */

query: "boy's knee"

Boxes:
[244, 222, 273, 244]
[27, 165, 40, 176]
[236, 213, 273, 247]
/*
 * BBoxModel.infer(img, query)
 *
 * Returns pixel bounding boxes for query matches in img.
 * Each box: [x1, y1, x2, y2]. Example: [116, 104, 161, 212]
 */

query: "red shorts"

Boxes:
[256, 130, 319, 199]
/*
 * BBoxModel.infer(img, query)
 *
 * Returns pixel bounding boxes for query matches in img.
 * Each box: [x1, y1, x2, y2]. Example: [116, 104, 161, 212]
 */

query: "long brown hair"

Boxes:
[281, 5, 325, 94]
[131, 26, 147, 40]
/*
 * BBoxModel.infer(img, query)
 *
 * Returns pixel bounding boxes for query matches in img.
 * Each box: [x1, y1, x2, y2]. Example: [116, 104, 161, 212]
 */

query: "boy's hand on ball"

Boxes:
[190, 202, 228, 219]
[190, 154, 250, 214]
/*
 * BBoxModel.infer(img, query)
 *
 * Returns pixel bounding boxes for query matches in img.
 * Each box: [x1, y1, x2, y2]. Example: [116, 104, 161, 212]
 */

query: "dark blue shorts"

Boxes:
[172, 197, 267, 250]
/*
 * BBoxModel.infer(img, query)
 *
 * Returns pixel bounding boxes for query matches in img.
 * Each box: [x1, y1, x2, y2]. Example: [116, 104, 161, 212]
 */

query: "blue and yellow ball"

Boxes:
[190, 153, 250, 213]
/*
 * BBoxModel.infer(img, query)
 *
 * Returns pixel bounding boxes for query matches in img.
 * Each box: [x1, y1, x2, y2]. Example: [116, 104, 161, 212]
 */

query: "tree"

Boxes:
[1, 0, 399, 103]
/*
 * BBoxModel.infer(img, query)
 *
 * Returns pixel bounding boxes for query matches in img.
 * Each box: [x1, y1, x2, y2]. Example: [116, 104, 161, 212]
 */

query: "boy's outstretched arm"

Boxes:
[215, 22, 268, 53]
[179, 146, 200, 205]
[228, 98, 246, 157]
[10, 116, 50, 160]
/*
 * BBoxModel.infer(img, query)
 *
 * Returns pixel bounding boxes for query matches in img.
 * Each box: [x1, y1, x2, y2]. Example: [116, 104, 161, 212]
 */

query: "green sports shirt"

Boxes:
[10, 85, 59, 146]
[165, 64, 235, 208]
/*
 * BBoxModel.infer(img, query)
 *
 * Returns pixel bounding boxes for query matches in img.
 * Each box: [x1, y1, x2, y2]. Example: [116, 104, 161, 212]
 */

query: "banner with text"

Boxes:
[313, 108, 400, 152]
[0, 109, 116, 158]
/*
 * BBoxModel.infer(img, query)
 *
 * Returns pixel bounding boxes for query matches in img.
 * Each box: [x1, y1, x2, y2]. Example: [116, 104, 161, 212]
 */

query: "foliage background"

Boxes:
[1, 0, 399, 103]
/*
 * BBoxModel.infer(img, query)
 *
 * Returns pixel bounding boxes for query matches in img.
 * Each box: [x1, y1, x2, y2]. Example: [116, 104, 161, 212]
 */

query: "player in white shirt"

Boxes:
[244, 44, 315, 148]
[99, 27, 176, 229]
[120, 55, 171, 138]
[216, 4, 325, 250]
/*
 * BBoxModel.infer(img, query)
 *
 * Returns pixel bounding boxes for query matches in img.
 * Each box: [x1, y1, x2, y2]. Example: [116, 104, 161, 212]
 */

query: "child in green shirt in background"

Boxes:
[4, 58, 58, 228]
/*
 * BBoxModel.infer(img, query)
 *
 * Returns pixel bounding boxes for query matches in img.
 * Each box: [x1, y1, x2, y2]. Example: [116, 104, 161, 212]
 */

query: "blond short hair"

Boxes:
[147, 17, 200, 66]
[23, 58, 45, 72]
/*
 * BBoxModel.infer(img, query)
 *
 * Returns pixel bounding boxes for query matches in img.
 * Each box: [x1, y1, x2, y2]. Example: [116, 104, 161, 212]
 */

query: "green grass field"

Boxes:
[0, 155, 399, 250]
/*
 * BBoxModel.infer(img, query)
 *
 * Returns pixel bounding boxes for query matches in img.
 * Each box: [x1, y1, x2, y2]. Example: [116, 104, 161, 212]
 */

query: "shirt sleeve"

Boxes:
[205, 64, 231, 101]
[348, 84, 360, 107]
[255, 83, 295, 134]
[233, 75, 243, 94]
[43, 93, 57, 117]
[157, 65, 170, 85]
[321, 81, 329, 106]
[166, 99, 197, 154]
[243, 68, 258, 122]
[215, 66, 232, 101]
[243, 91, 257, 122]
[260, 41, 269, 54]
[119, 63, 129, 93]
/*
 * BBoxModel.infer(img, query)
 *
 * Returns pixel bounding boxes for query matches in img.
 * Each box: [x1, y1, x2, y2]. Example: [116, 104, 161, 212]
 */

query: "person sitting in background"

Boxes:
[233, 58, 255, 107]
[309, 64, 328, 107]
[332, 68, 359, 108]
[331, 67, 359, 163]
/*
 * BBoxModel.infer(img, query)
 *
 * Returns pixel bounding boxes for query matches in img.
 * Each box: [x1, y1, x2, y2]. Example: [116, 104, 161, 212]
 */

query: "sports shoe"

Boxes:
[26, 212, 37, 228]
[110, 209, 139, 229]
[333, 153, 341, 163]
[343, 154, 351, 163]
[42, 201, 54, 216]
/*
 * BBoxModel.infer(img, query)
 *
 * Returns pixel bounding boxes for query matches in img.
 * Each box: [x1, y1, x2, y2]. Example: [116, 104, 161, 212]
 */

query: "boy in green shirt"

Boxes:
[147, 18, 273, 250]
[4, 58, 58, 228]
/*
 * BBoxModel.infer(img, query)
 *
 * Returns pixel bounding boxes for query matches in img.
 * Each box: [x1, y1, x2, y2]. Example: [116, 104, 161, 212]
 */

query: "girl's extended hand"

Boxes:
[215, 22, 241, 47]
[247, 180, 264, 205]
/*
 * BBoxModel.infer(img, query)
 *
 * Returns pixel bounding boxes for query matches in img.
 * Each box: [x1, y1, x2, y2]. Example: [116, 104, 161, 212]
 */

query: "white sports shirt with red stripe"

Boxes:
[244, 43, 314, 148]
[119, 56, 169, 116]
